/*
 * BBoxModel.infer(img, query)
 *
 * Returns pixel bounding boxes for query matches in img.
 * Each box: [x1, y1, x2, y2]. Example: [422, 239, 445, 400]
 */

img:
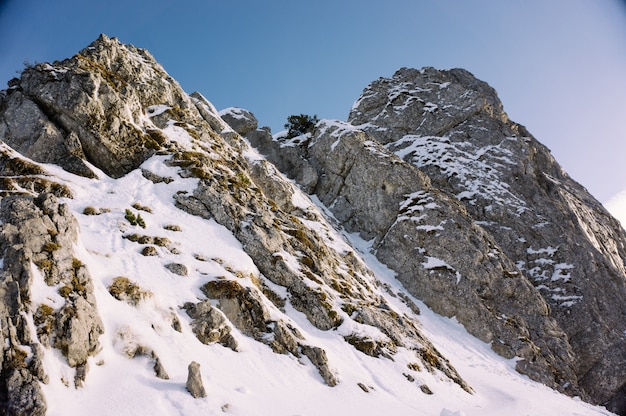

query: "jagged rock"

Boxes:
[301, 345, 337, 387]
[218, 107, 258, 136]
[74, 363, 88, 388]
[347, 67, 626, 411]
[0, 34, 202, 178]
[5, 368, 47, 416]
[0, 191, 103, 412]
[270, 321, 302, 355]
[247, 127, 319, 193]
[186, 361, 206, 398]
[202, 280, 271, 338]
[4, 35, 623, 414]
[141, 246, 158, 256]
[4, 35, 453, 399]
[183, 300, 238, 351]
[55, 296, 104, 368]
[190, 92, 233, 134]
[153, 356, 169, 380]
[254, 118, 578, 395]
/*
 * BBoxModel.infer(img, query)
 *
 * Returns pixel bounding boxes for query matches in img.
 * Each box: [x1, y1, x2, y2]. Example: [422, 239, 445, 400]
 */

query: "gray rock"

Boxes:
[55, 296, 104, 368]
[246, 127, 319, 193]
[256, 113, 579, 394]
[165, 262, 188, 276]
[153, 356, 169, 380]
[186, 361, 207, 398]
[0, 190, 103, 411]
[6, 368, 47, 416]
[183, 300, 238, 351]
[219, 107, 258, 136]
[0, 34, 204, 178]
[346, 67, 626, 411]
[0, 199, 62, 411]
[301, 345, 337, 387]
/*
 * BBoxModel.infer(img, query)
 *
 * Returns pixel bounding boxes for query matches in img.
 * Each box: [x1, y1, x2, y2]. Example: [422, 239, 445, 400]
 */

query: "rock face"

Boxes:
[249, 67, 626, 413]
[0, 36, 624, 415]
[0, 186, 103, 413]
[349, 67, 626, 410]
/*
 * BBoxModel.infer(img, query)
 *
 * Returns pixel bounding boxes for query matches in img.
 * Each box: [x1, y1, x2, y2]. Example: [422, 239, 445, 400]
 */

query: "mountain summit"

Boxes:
[0, 34, 623, 415]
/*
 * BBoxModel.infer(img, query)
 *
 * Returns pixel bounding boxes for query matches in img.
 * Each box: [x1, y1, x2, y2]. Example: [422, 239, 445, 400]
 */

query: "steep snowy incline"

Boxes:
[34, 152, 615, 416]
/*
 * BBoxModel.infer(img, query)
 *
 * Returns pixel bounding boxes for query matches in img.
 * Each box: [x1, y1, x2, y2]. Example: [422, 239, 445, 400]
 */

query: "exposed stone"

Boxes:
[55, 296, 104, 369]
[186, 361, 207, 398]
[165, 262, 188, 276]
[0, 191, 103, 412]
[5, 368, 47, 416]
[218, 107, 258, 136]
[257, 118, 577, 395]
[183, 300, 238, 351]
[347, 67, 626, 411]
[202, 280, 270, 338]
[141, 245, 158, 256]
[153, 356, 169, 380]
[301, 345, 337, 387]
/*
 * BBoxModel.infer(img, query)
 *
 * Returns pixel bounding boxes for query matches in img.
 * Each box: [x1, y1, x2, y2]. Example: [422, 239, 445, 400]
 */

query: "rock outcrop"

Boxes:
[247, 68, 626, 413]
[349, 67, 626, 411]
[0, 173, 103, 413]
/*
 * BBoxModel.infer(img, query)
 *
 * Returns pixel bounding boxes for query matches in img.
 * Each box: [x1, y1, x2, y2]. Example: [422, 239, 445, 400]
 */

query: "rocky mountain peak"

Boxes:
[348, 67, 509, 143]
[1, 33, 194, 179]
[250, 67, 626, 413]
[0, 36, 624, 415]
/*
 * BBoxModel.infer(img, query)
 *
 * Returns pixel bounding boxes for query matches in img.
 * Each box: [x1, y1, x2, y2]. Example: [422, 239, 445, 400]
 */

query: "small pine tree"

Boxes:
[284, 114, 319, 139]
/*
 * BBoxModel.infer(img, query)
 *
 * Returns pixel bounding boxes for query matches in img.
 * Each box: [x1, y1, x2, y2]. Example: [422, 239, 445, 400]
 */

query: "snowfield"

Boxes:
[27, 147, 615, 416]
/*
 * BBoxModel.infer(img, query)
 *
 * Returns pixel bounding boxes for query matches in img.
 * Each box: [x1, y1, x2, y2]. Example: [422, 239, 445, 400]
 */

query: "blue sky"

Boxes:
[1, 0, 625, 202]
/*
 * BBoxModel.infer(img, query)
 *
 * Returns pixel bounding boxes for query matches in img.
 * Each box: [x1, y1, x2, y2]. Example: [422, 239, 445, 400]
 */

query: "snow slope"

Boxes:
[27, 146, 614, 415]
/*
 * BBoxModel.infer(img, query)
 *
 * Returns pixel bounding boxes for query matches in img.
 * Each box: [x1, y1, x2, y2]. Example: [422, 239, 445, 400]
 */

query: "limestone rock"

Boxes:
[218, 107, 258, 136]
[0, 34, 201, 178]
[347, 67, 626, 411]
[186, 361, 207, 398]
[0, 190, 104, 415]
[300, 345, 337, 387]
[55, 296, 104, 368]
[255, 118, 578, 394]
[183, 300, 238, 351]
[165, 262, 188, 276]
[5, 368, 47, 416]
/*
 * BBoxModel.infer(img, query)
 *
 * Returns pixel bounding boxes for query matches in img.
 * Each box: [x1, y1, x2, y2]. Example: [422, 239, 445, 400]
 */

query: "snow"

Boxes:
[25, 132, 614, 415]
[218, 107, 249, 120]
[387, 135, 528, 214]
[145, 104, 170, 117]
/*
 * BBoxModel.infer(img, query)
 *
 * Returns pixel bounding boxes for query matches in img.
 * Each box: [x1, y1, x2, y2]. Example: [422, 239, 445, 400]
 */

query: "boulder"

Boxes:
[186, 361, 207, 398]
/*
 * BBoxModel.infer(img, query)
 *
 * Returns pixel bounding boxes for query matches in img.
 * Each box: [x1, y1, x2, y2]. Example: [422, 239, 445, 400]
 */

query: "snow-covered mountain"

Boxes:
[0, 34, 624, 416]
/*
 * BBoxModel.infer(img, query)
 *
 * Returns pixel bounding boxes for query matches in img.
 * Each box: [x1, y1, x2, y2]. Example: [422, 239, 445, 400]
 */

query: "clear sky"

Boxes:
[1, 0, 625, 203]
